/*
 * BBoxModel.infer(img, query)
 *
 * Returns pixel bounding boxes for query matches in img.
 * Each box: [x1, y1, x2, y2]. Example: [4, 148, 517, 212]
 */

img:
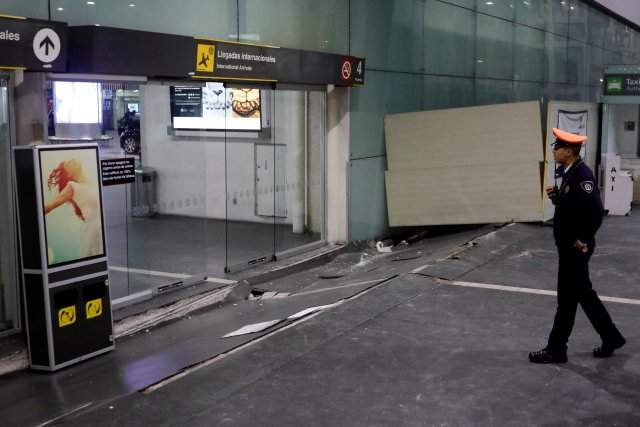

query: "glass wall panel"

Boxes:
[0, 1, 48, 19]
[423, 75, 475, 111]
[274, 89, 325, 256]
[515, 0, 545, 29]
[225, 86, 275, 270]
[348, 156, 388, 242]
[567, 39, 588, 85]
[351, 71, 422, 159]
[477, 0, 514, 21]
[587, 85, 601, 103]
[51, 0, 235, 39]
[546, 0, 569, 37]
[546, 83, 567, 100]
[513, 81, 543, 102]
[349, 72, 387, 160]
[568, 0, 588, 42]
[424, 0, 476, 77]
[476, 14, 514, 79]
[514, 24, 544, 82]
[618, 26, 634, 64]
[604, 19, 623, 52]
[440, 0, 475, 9]
[239, 0, 348, 51]
[629, 30, 640, 64]
[545, 32, 568, 83]
[351, 0, 424, 73]
[566, 84, 591, 102]
[588, 44, 604, 87]
[475, 78, 513, 105]
[588, 7, 607, 48]
[102, 175, 132, 299]
[604, 49, 622, 67]
[106, 83, 211, 296]
[0, 74, 17, 333]
[142, 84, 208, 286]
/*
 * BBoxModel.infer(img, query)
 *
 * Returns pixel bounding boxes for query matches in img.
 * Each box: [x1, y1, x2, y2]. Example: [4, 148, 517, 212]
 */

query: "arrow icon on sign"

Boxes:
[33, 28, 61, 66]
[40, 36, 55, 55]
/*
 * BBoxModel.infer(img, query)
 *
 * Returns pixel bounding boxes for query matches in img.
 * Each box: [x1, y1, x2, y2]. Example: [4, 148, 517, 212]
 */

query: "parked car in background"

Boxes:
[119, 113, 141, 154]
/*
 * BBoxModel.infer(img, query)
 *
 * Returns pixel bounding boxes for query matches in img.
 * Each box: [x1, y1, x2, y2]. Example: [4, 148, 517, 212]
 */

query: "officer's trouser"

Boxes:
[547, 245, 621, 353]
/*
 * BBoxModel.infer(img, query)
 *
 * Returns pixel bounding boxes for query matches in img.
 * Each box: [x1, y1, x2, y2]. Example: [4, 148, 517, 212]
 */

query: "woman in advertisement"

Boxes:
[44, 155, 103, 264]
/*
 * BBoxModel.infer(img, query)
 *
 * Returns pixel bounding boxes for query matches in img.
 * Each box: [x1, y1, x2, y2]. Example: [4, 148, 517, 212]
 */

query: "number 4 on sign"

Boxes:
[357, 61, 362, 75]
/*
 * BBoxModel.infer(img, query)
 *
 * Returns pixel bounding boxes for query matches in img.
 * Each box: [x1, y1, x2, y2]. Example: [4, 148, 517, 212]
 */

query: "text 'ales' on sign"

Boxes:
[101, 158, 136, 186]
[0, 15, 67, 71]
[196, 44, 215, 72]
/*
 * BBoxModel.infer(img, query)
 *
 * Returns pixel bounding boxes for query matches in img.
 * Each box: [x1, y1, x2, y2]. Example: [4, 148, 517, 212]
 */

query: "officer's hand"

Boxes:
[546, 185, 557, 200]
[573, 240, 588, 253]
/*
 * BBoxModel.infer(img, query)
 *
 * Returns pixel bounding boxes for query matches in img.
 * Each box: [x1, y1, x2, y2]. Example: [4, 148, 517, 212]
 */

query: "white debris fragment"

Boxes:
[376, 241, 392, 253]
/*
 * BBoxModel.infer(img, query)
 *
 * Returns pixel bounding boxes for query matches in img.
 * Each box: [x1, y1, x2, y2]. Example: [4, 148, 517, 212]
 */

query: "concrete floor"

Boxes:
[1, 211, 639, 426]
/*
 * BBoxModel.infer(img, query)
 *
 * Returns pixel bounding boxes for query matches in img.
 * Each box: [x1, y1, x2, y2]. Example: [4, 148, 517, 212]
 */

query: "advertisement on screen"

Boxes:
[39, 147, 105, 267]
[170, 82, 261, 131]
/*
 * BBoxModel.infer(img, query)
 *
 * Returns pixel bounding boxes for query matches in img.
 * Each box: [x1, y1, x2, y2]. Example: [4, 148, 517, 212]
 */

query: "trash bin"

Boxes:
[131, 166, 157, 217]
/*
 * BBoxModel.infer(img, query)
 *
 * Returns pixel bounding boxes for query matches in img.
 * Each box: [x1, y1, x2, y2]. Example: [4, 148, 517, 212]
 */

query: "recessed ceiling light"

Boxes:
[129, 4, 135, 6]
[87, 1, 95, 4]
[57, 7, 63, 11]
[95, 24, 101, 26]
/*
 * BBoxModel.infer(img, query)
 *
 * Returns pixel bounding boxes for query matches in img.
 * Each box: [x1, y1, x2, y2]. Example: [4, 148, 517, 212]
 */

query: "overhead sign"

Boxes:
[191, 38, 366, 86]
[604, 74, 640, 96]
[66, 26, 365, 86]
[0, 15, 67, 71]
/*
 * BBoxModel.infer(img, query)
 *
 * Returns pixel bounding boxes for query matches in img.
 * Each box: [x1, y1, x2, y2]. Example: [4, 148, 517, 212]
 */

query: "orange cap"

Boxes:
[552, 128, 588, 144]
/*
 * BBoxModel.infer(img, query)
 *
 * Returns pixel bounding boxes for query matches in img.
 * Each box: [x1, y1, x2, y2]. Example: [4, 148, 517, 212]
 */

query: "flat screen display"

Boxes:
[39, 146, 106, 267]
[54, 81, 102, 124]
[170, 82, 261, 131]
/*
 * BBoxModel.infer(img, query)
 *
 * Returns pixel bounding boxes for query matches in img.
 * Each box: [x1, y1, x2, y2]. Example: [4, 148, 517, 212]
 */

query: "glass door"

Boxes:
[141, 82, 209, 291]
[225, 84, 276, 271]
[0, 73, 18, 333]
[46, 78, 213, 305]
[225, 85, 326, 272]
[274, 89, 325, 257]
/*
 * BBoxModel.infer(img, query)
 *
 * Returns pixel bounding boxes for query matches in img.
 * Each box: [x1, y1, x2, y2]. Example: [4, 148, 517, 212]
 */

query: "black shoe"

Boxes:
[593, 337, 626, 358]
[529, 349, 568, 364]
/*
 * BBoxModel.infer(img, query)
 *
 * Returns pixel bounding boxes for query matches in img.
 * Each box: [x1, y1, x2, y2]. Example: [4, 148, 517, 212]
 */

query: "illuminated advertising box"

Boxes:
[13, 144, 114, 371]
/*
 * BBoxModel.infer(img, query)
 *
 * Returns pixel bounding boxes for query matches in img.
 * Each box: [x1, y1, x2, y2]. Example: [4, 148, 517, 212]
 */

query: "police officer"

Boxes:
[529, 128, 626, 363]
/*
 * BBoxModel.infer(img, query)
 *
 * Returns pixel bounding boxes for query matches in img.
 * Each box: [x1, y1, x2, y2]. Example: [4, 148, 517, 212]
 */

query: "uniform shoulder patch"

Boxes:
[580, 181, 594, 193]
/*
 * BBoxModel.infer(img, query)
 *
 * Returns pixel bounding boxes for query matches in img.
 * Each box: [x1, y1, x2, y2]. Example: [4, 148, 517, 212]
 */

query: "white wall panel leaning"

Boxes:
[384, 101, 545, 227]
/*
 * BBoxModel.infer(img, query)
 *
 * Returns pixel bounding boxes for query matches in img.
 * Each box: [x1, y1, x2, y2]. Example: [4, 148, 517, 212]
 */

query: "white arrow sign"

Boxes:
[33, 28, 61, 67]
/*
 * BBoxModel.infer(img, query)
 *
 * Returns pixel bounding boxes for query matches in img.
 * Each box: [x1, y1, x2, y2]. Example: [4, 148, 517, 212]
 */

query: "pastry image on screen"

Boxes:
[40, 148, 105, 267]
[170, 83, 261, 131]
[231, 88, 261, 118]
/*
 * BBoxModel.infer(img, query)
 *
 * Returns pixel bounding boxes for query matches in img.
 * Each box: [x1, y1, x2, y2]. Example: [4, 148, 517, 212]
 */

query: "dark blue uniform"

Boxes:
[547, 158, 623, 354]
